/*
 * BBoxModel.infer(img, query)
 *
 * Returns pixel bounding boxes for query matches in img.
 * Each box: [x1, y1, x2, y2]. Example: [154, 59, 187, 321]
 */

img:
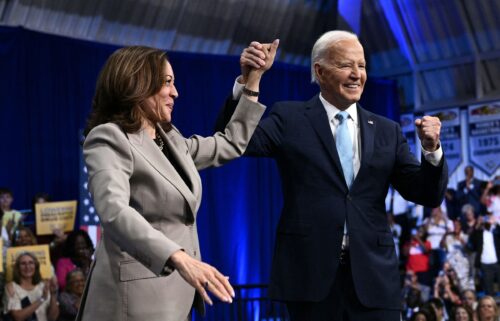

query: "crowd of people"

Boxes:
[1, 168, 498, 321]
[394, 166, 500, 321]
[0, 188, 92, 321]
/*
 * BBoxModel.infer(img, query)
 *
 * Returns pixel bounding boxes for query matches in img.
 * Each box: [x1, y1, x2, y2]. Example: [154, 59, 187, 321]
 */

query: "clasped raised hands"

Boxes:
[240, 39, 280, 83]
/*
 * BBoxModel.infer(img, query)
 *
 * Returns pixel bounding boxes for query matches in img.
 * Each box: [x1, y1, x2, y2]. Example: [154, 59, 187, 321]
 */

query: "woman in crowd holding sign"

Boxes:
[79, 43, 277, 320]
[3, 252, 59, 321]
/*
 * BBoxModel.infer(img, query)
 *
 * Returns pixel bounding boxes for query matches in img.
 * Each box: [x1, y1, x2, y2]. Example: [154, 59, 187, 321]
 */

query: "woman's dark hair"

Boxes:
[411, 306, 437, 321]
[63, 230, 94, 258]
[31, 192, 50, 215]
[451, 304, 473, 321]
[84, 46, 171, 136]
[13, 252, 42, 285]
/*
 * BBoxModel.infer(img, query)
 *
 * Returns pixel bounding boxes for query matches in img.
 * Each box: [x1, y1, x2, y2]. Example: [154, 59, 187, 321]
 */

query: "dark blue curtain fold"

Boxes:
[0, 26, 399, 320]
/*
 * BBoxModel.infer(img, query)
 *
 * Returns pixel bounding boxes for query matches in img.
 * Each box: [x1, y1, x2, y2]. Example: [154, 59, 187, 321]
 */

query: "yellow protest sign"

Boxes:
[35, 200, 77, 235]
[6, 245, 53, 281]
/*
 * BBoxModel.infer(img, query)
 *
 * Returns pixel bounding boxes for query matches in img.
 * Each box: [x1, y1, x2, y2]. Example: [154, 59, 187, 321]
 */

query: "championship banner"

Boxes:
[400, 113, 417, 155]
[427, 108, 462, 176]
[6, 245, 53, 281]
[35, 200, 77, 235]
[468, 102, 500, 176]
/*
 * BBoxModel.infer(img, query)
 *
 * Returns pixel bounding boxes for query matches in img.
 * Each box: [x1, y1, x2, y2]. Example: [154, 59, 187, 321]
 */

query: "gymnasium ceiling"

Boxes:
[1, 0, 498, 111]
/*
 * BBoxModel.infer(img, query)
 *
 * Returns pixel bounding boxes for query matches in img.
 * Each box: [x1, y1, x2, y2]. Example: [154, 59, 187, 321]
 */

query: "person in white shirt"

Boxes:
[470, 214, 500, 296]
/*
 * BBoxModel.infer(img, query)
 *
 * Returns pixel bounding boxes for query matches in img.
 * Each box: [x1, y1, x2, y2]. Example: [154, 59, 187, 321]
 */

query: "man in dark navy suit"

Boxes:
[457, 165, 486, 215]
[217, 30, 448, 320]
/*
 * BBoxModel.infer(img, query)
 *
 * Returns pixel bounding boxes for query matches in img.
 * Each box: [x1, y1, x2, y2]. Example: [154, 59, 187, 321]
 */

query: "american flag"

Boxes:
[79, 137, 101, 248]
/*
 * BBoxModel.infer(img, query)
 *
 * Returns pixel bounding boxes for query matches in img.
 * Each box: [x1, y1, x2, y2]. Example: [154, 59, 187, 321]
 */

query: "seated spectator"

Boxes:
[0, 188, 23, 238]
[404, 226, 433, 286]
[451, 304, 474, 321]
[58, 269, 85, 321]
[3, 252, 59, 321]
[476, 296, 499, 321]
[469, 214, 500, 296]
[55, 230, 94, 290]
[11, 226, 38, 247]
[424, 207, 454, 277]
[461, 289, 478, 313]
[441, 219, 474, 291]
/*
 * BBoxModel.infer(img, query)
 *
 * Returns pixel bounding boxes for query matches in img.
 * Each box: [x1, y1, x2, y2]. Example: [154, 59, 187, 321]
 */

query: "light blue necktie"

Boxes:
[335, 111, 354, 188]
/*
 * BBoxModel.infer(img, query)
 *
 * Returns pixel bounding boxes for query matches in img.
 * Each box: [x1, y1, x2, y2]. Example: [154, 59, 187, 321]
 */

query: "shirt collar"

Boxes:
[319, 93, 358, 126]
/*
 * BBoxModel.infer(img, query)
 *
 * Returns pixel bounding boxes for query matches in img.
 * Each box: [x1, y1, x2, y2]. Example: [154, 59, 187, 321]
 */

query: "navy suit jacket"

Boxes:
[216, 95, 448, 309]
[457, 178, 486, 214]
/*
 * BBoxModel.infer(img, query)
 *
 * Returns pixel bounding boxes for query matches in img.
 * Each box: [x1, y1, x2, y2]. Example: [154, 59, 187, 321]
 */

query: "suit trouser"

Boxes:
[481, 263, 500, 295]
[286, 251, 400, 321]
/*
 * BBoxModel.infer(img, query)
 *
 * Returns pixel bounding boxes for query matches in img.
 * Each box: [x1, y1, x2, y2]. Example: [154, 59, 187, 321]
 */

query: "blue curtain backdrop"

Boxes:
[0, 26, 399, 319]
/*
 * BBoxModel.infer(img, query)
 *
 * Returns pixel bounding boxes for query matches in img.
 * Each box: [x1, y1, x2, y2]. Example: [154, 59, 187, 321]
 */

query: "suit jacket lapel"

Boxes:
[304, 96, 346, 189]
[127, 128, 198, 218]
[159, 124, 202, 205]
[354, 105, 376, 188]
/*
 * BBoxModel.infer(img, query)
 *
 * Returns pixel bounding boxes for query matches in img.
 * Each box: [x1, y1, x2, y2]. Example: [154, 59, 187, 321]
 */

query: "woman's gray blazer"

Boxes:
[77, 96, 265, 321]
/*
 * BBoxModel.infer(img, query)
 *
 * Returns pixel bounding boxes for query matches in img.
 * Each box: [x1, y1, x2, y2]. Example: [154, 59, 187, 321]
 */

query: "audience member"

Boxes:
[445, 188, 461, 221]
[404, 226, 433, 286]
[0, 188, 22, 237]
[441, 219, 474, 291]
[451, 304, 474, 321]
[388, 187, 414, 248]
[0, 208, 9, 248]
[482, 177, 500, 220]
[469, 214, 500, 296]
[461, 289, 478, 313]
[457, 166, 486, 215]
[30, 192, 68, 264]
[11, 226, 38, 247]
[388, 212, 403, 258]
[461, 204, 479, 236]
[476, 296, 499, 321]
[411, 307, 437, 321]
[402, 270, 427, 319]
[55, 230, 94, 290]
[3, 252, 59, 321]
[427, 298, 446, 321]
[58, 269, 85, 321]
[425, 207, 454, 277]
[433, 264, 461, 313]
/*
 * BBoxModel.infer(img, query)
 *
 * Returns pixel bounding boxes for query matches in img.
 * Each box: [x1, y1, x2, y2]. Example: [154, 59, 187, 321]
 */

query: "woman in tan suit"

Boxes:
[77, 42, 278, 321]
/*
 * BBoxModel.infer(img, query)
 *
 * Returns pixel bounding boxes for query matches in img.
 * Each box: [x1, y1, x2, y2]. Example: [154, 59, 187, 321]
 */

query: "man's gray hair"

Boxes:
[310, 30, 359, 84]
[461, 203, 475, 215]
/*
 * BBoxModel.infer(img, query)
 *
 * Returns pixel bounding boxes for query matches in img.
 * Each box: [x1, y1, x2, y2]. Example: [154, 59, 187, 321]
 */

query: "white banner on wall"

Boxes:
[427, 108, 462, 176]
[400, 113, 416, 155]
[468, 102, 500, 176]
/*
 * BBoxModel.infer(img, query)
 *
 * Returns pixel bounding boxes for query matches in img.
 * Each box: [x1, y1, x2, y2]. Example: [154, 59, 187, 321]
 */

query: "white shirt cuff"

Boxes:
[232, 77, 245, 100]
[422, 143, 443, 167]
